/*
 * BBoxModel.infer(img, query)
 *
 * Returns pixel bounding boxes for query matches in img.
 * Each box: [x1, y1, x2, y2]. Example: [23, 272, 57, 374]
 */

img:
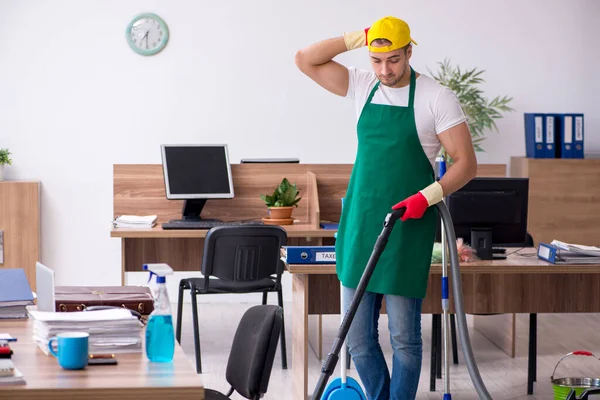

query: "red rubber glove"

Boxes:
[392, 192, 429, 221]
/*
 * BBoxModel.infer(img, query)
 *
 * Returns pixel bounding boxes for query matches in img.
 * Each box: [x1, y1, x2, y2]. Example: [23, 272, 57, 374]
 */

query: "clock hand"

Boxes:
[141, 30, 149, 48]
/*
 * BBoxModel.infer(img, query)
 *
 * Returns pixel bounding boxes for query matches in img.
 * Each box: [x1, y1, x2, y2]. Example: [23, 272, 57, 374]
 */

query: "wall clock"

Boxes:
[126, 13, 169, 56]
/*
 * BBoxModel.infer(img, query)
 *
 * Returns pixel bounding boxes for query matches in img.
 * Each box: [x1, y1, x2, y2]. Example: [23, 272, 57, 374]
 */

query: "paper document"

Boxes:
[112, 215, 157, 228]
[28, 308, 136, 322]
[551, 240, 600, 256]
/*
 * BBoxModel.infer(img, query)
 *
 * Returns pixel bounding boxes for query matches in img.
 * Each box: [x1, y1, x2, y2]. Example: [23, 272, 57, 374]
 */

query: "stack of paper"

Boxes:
[551, 240, 600, 256]
[548, 240, 600, 264]
[0, 269, 35, 319]
[28, 308, 144, 355]
[112, 215, 157, 228]
[0, 360, 25, 386]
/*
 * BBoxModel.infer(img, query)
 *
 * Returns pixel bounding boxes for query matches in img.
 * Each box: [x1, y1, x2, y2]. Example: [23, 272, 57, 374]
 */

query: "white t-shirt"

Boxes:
[345, 66, 467, 168]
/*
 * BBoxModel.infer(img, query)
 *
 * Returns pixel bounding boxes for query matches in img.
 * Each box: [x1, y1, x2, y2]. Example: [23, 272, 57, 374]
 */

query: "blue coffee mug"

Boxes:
[48, 332, 89, 370]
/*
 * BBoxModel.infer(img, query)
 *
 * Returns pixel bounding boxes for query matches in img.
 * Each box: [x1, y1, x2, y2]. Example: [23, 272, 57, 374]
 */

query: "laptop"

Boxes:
[35, 262, 55, 312]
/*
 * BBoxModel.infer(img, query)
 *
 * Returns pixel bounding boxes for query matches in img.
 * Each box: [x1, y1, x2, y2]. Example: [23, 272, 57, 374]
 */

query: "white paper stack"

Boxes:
[0, 303, 31, 319]
[112, 215, 157, 228]
[0, 359, 25, 386]
[550, 240, 600, 264]
[28, 308, 144, 355]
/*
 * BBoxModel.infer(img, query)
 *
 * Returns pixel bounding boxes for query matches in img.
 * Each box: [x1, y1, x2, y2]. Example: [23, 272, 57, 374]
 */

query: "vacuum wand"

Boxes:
[313, 203, 493, 400]
[313, 207, 406, 400]
[437, 201, 492, 400]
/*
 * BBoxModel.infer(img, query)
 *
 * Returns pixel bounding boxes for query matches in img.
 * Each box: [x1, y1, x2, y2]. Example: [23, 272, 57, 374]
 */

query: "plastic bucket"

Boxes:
[551, 351, 600, 400]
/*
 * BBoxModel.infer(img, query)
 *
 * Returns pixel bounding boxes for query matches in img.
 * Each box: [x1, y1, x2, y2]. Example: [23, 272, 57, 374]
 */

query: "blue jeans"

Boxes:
[342, 285, 423, 400]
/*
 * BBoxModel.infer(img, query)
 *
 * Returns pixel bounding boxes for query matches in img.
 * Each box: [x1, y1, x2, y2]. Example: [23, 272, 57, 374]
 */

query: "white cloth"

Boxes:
[345, 66, 467, 168]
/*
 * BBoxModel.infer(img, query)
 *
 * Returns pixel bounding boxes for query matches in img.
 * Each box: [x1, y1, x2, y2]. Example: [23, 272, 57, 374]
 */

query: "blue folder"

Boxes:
[571, 113, 585, 158]
[551, 114, 571, 158]
[544, 114, 556, 158]
[524, 113, 545, 158]
[0, 268, 34, 304]
[283, 246, 336, 264]
[537, 243, 559, 264]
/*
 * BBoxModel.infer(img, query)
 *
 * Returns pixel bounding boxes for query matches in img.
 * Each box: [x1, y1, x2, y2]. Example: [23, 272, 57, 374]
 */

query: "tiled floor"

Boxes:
[174, 300, 600, 399]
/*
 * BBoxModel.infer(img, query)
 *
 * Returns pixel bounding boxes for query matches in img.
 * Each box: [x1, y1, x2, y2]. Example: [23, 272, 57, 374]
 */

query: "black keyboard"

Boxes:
[162, 219, 264, 230]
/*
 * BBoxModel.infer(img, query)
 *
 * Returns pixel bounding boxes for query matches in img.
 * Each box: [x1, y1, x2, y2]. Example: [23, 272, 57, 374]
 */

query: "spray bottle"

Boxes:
[143, 263, 175, 363]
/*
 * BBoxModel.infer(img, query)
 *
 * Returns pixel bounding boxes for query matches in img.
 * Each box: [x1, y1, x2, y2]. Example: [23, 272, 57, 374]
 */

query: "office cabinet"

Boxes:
[510, 156, 600, 246]
[0, 181, 41, 291]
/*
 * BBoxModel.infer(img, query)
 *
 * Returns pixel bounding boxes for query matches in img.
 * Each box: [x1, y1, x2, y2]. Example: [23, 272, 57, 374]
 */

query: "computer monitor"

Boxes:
[436, 177, 529, 248]
[161, 144, 234, 220]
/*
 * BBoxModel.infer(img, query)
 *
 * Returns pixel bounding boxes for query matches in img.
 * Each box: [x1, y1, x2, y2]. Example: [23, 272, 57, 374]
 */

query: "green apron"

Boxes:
[336, 67, 438, 299]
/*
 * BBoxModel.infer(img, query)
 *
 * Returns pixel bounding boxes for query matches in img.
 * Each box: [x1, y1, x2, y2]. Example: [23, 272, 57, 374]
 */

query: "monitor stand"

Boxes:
[180, 199, 220, 222]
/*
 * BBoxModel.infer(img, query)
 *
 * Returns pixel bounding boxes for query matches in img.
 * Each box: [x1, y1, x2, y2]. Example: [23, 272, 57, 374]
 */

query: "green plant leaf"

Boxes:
[281, 186, 297, 206]
[261, 177, 302, 207]
[0, 148, 12, 165]
[429, 59, 513, 152]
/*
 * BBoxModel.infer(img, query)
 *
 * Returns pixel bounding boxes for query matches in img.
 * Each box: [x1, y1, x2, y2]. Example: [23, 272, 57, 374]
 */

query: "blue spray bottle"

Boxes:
[143, 263, 175, 363]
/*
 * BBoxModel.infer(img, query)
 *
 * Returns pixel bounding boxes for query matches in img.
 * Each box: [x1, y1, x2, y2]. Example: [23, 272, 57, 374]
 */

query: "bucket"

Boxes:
[551, 351, 600, 399]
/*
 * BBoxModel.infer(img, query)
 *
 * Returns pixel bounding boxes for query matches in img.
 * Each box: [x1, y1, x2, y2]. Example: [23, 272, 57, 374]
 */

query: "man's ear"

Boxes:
[406, 44, 412, 59]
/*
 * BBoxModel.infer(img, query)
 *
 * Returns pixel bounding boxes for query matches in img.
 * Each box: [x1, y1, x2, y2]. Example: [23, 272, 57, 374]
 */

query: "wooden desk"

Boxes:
[287, 251, 600, 400]
[111, 163, 507, 282]
[0, 320, 204, 400]
[112, 164, 344, 283]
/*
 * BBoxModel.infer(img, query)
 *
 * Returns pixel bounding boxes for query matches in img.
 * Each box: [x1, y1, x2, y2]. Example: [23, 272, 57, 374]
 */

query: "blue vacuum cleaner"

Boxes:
[313, 184, 493, 399]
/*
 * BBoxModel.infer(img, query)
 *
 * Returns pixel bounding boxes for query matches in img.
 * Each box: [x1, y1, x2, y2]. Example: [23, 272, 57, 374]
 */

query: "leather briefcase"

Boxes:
[54, 286, 154, 315]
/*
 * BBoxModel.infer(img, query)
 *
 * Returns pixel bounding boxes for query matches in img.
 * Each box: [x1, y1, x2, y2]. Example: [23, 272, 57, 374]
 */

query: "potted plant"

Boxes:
[429, 59, 514, 163]
[0, 149, 12, 181]
[260, 178, 302, 224]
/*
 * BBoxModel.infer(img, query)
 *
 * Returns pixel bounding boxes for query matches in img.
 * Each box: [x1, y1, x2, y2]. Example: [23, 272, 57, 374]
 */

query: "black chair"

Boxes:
[175, 225, 288, 374]
[205, 304, 283, 400]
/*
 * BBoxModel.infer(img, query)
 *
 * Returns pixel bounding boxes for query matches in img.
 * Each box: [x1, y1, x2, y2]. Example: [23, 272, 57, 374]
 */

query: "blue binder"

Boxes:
[572, 113, 585, 158]
[524, 113, 545, 158]
[537, 242, 559, 264]
[556, 114, 573, 158]
[0, 268, 34, 304]
[544, 114, 556, 158]
[283, 246, 336, 264]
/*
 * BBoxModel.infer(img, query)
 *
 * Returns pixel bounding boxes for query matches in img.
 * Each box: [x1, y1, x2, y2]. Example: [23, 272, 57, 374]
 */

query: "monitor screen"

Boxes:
[436, 177, 529, 247]
[161, 144, 234, 199]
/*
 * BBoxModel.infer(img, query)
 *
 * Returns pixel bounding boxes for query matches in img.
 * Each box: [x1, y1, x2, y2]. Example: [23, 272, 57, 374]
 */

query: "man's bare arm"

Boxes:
[294, 30, 367, 97]
[437, 121, 478, 196]
[294, 37, 350, 97]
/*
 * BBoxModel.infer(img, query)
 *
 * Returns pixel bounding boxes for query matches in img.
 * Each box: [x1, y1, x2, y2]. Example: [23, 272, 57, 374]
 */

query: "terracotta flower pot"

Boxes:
[268, 206, 294, 220]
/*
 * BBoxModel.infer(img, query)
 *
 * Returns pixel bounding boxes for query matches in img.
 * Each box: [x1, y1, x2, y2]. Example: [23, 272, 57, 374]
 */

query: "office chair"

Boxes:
[175, 225, 288, 374]
[204, 305, 283, 400]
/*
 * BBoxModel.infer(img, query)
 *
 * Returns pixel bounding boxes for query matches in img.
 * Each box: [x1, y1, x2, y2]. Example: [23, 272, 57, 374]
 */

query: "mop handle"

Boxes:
[439, 155, 451, 398]
[340, 282, 347, 384]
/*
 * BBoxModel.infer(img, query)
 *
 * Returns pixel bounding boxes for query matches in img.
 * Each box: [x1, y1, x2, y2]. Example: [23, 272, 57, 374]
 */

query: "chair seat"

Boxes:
[184, 277, 277, 294]
[204, 388, 230, 400]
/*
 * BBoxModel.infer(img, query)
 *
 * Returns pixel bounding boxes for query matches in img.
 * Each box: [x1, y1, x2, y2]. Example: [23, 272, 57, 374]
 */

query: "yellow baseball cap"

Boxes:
[367, 16, 417, 53]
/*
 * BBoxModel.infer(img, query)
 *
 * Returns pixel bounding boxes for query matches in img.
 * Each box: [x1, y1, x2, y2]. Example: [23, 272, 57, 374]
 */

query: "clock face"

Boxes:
[126, 13, 169, 56]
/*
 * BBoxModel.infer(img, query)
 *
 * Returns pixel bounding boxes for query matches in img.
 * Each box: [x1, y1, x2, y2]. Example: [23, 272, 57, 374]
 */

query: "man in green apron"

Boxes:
[295, 16, 478, 400]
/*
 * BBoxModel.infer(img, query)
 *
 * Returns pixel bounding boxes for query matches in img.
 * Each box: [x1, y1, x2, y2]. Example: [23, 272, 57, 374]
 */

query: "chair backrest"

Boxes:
[226, 305, 283, 399]
[201, 225, 287, 283]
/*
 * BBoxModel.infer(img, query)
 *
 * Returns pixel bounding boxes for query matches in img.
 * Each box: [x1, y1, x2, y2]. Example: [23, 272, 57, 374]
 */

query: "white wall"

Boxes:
[1, 1, 599, 301]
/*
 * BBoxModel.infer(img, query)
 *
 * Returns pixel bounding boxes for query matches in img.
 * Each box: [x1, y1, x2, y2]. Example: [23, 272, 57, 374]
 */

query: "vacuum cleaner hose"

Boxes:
[437, 201, 493, 400]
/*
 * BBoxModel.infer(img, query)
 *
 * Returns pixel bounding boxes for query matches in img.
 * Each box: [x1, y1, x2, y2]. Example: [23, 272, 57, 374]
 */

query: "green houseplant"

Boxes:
[260, 178, 302, 223]
[429, 59, 514, 161]
[0, 148, 12, 181]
